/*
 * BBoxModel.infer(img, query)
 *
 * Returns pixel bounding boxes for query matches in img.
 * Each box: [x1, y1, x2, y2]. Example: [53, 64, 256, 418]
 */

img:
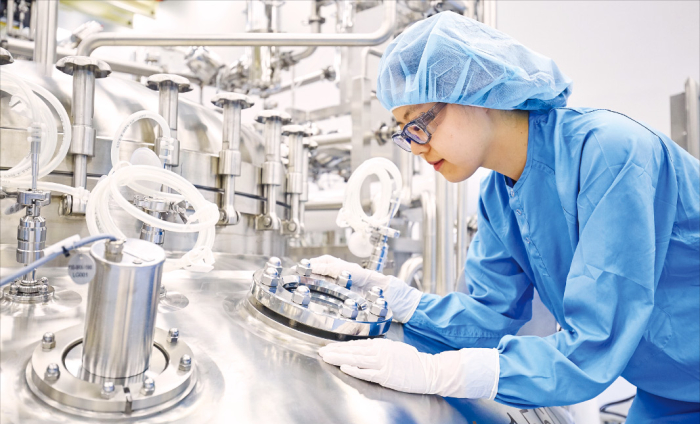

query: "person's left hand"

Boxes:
[318, 338, 500, 399]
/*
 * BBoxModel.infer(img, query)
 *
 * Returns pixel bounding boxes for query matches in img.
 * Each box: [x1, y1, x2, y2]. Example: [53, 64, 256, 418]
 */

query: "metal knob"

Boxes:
[55, 56, 111, 78]
[282, 125, 313, 137]
[146, 73, 193, 93]
[337, 271, 352, 290]
[366, 286, 384, 303]
[0, 47, 14, 65]
[370, 298, 388, 318]
[211, 92, 254, 109]
[295, 259, 312, 277]
[340, 298, 359, 320]
[254, 110, 292, 124]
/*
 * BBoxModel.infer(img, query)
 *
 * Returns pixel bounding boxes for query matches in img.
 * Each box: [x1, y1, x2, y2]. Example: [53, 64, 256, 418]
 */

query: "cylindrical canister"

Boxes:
[82, 239, 165, 378]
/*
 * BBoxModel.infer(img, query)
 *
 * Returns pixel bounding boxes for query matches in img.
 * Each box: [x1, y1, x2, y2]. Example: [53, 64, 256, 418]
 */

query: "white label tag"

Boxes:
[68, 253, 96, 285]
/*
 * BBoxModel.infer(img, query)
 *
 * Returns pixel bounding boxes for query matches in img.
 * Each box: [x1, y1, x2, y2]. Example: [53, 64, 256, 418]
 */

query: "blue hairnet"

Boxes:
[377, 12, 573, 111]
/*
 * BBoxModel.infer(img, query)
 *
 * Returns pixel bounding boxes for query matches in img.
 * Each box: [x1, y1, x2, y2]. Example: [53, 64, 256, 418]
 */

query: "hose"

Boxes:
[0, 234, 117, 287]
[110, 110, 171, 168]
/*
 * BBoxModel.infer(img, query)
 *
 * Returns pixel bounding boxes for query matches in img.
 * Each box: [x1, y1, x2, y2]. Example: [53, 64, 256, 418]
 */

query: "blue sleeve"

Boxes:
[405, 188, 535, 349]
[495, 129, 666, 407]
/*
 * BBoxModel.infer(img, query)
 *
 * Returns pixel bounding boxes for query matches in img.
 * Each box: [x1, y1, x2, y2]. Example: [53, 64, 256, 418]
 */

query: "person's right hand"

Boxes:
[308, 255, 392, 292]
[309, 255, 423, 323]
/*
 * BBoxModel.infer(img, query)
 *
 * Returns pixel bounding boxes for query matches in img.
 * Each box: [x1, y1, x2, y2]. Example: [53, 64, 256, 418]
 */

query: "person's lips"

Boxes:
[430, 159, 445, 172]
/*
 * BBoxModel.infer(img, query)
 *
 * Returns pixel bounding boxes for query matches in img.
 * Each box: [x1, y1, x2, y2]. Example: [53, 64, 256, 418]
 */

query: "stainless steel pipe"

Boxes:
[77, 1, 396, 56]
[282, 125, 311, 236]
[435, 175, 455, 295]
[255, 110, 290, 231]
[32, 0, 58, 76]
[456, 181, 469, 271]
[420, 190, 437, 294]
[82, 239, 166, 379]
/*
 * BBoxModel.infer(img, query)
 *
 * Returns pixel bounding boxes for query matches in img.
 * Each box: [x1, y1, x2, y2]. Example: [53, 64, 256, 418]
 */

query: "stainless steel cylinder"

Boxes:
[222, 102, 242, 151]
[158, 84, 179, 140]
[16, 215, 47, 265]
[82, 239, 166, 379]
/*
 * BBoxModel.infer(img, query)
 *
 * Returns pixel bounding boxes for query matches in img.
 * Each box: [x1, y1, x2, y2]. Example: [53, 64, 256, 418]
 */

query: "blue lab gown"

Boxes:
[404, 108, 700, 417]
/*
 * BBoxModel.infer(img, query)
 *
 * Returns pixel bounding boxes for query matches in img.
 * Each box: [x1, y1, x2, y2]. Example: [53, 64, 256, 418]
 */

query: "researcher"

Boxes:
[310, 11, 700, 423]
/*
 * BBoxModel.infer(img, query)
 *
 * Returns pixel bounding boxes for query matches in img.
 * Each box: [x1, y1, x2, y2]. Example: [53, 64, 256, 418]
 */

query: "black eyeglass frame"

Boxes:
[392, 102, 447, 152]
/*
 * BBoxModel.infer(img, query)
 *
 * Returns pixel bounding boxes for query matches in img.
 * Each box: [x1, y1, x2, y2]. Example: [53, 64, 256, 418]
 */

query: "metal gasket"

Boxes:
[248, 269, 392, 338]
[26, 325, 196, 416]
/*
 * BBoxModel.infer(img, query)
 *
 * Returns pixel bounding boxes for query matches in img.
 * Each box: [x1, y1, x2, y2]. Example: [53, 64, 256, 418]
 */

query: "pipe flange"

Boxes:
[3, 280, 54, 304]
[247, 266, 393, 340]
[55, 56, 112, 78]
[26, 325, 196, 417]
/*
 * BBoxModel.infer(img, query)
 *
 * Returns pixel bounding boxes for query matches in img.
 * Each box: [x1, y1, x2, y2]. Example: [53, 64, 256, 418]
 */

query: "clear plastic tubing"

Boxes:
[110, 110, 171, 168]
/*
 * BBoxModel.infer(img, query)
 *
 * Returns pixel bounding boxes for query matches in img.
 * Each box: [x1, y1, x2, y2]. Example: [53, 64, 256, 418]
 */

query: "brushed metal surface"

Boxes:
[1, 258, 574, 424]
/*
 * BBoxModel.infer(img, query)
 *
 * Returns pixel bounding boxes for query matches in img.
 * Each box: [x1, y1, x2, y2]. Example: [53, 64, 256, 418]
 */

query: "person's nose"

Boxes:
[410, 141, 429, 156]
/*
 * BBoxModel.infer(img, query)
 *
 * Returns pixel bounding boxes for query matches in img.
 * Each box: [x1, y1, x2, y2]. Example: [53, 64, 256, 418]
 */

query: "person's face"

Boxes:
[392, 103, 493, 183]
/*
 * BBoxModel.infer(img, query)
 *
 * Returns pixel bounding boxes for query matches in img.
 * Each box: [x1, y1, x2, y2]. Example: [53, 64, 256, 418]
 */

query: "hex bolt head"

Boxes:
[101, 381, 116, 399]
[42, 332, 56, 350]
[370, 298, 389, 318]
[167, 328, 179, 343]
[179, 354, 193, 372]
[340, 298, 359, 320]
[296, 259, 312, 277]
[261, 267, 280, 287]
[141, 377, 155, 395]
[337, 271, 353, 289]
[366, 286, 384, 303]
[291, 285, 311, 307]
[39, 283, 49, 294]
[9, 282, 19, 295]
[45, 363, 60, 381]
[266, 256, 283, 274]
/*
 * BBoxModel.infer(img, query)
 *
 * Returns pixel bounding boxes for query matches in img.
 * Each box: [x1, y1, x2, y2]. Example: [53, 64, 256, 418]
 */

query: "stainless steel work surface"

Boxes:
[1, 258, 573, 424]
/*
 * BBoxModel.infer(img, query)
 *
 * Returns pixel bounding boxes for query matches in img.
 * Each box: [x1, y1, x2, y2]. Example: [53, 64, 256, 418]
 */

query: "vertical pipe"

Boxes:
[400, 151, 414, 205]
[6, 0, 16, 37]
[33, 0, 58, 76]
[158, 84, 179, 140]
[222, 102, 242, 150]
[685, 78, 700, 159]
[83, 239, 165, 378]
[435, 175, 455, 295]
[71, 68, 95, 189]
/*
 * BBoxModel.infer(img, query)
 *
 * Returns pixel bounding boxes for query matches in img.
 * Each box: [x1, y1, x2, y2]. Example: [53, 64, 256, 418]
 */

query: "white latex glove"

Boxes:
[309, 255, 422, 323]
[319, 338, 499, 399]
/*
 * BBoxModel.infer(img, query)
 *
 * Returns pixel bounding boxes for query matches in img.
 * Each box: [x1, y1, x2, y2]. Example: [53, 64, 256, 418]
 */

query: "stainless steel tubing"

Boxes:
[147, 74, 192, 170]
[82, 239, 166, 379]
[77, 1, 396, 56]
[400, 150, 414, 205]
[32, 0, 58, 76]
[5, 38, 202, 82]
[261, 66, 335, 97]
[435, 175, 455, 295]
[361, 47, 383, 79]
[420, 191, 437, 294]
[281, 126, 311, 236]
[255, 110, 290, 231]
[6, 0, 16, 37]
[685, 78, 700, 159]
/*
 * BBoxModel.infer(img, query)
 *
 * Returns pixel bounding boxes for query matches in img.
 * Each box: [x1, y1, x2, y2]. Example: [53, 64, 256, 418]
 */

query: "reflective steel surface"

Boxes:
[1, 257, 574, 424]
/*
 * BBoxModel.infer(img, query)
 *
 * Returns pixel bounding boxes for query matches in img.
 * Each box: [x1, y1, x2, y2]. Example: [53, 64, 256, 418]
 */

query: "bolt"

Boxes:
[370, 298, 389, 318]
[266, 257, 283, 274]
[42, 332, 56, 350]
[39, 283, 49, 294]
[141, 377, 155, 395]
[337, 271, 352, 289]
[340, 298, 359, 320]
[9, 282, 19, 295]
[179, 354, 193, 371]
[261, 266, 280, 287]
[287, 222, 297, 232]
[263, 216, 272, 227]
[45, 363, 60, 381]
[296, 259, 312, 277]
[291, 285, 311, 306]
[101, 381, 116, 399]
[167, 328, 179, 343]
[366, 286, 384, 303]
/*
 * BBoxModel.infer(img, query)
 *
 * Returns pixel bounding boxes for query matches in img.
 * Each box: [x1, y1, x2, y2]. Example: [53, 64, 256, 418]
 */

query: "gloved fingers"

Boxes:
[339, 365, 382, 383]
[319, 351, 382, 369]
[309, 255, 343, 278]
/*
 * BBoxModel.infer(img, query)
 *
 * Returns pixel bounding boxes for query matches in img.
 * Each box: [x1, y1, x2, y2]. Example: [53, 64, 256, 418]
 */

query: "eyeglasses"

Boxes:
[392, 103, 447, 152]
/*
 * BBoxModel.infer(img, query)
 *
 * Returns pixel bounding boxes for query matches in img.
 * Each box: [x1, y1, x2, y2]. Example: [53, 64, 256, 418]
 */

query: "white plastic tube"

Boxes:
[110, 110, 171, 168]
[86, 163, 218, 272]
